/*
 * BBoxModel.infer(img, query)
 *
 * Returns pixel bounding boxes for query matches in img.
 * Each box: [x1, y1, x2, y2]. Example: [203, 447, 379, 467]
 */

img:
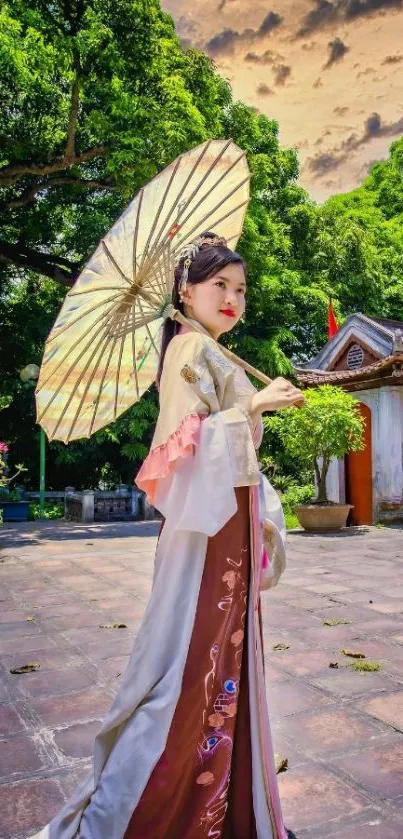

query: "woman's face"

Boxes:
[182, 262, 246, 340]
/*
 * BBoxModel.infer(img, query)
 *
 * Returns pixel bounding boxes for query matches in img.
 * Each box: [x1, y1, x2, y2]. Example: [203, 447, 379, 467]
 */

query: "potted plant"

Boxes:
[0, 443, 28, 524]
[264, 385, 366, 531]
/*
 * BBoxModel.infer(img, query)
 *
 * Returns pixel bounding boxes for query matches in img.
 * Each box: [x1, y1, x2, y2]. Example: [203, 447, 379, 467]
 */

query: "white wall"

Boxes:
[325, 458, 343, 503]
[375, 386, 403, 501]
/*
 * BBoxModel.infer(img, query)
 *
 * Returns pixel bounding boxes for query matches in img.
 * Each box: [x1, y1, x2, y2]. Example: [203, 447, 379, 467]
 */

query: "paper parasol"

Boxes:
[36, 138, 271, 443]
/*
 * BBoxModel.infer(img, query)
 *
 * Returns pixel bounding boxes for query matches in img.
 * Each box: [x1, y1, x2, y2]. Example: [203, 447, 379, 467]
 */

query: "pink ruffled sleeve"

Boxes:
[135, 413, 203, 505]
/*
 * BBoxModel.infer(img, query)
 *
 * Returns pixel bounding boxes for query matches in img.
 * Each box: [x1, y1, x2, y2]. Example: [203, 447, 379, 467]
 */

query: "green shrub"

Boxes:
[28, 502, 64, 521]
[280, 483, 315, 530]
[284, 510, 300, 530]
[283, 484, 315, 511]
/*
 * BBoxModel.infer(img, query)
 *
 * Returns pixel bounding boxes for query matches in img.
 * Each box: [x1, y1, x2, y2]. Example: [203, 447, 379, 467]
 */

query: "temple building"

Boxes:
[294, 314, 403, 526]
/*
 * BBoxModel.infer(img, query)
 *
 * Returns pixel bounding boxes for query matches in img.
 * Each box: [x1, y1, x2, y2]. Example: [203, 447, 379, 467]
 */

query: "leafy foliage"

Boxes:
[281, 484, 315, 531]
[350, 660, 380, 673]
[28, 501, 64, 520]
[320, 137, 403, 320]
[265, 387, 365, 503]
[282, 484, 316, 510]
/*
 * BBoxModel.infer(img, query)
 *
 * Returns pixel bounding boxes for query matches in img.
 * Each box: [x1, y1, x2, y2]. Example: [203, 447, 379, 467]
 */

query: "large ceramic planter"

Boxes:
[0, 500, 29, 522]
[293, 503, 353, 532]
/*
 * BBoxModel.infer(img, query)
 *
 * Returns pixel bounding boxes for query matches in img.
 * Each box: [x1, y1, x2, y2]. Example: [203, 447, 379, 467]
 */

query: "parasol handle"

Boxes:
[171, 310, 272, 387]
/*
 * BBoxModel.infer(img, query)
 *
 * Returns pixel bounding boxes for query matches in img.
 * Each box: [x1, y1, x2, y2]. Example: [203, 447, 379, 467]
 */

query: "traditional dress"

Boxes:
[29, 327, 287, 839]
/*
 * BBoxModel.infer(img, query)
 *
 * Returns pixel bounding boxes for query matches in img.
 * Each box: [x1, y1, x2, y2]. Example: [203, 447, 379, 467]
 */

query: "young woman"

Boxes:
[30, 233, 303, 839]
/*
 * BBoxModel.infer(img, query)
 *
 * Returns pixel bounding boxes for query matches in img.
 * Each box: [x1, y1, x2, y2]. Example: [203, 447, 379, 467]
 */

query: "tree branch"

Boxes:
[65, 69, 81, 161]
[0, 239, 81, 286]
[36, 0, 69, 35]
[0, 146, 109, 188]
[5, 176, 117, 210]
[5, 180, 43, 210]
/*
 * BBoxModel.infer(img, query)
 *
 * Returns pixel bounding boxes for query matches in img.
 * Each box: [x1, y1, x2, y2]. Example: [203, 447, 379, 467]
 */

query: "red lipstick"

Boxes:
[220, 309, 236, 317]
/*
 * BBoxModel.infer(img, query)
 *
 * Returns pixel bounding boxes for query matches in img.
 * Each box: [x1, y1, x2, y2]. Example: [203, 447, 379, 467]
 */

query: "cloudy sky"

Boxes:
[162, 0, 403, 202]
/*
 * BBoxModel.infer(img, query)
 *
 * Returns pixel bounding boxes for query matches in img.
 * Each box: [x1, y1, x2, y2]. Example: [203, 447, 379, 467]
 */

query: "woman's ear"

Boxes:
[180, 286, 192, 306]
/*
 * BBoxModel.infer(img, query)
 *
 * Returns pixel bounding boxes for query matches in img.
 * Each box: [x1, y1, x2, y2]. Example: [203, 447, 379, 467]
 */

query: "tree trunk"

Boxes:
[315, 458, 329, 504]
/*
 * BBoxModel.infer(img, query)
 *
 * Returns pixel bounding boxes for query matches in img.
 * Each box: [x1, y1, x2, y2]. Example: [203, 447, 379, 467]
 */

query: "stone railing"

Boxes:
[25, 487, 159, 524]
[65, 489, 95, 523]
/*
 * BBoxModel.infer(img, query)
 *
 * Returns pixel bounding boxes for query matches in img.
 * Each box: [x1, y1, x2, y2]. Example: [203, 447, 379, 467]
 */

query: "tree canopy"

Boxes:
[1, 0, 403, 490]
[0, 0, 231, 285]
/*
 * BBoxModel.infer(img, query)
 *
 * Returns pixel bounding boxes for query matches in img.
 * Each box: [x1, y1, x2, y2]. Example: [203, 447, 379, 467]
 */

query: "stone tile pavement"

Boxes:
[0, 520, 402, 839]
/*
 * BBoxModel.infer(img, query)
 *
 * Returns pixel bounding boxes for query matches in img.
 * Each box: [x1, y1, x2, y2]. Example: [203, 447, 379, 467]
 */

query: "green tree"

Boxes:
[0, 0, 230, 285]
[265, 386, 365, 504]
[319, 137, 403, 321]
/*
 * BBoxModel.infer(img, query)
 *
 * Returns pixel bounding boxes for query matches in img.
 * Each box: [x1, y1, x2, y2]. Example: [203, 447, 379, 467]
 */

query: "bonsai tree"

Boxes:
[264, 385, 365, 504]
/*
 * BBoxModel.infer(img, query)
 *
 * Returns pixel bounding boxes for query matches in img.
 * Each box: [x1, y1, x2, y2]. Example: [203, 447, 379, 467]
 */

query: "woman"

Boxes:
[30, 233, 303, 839]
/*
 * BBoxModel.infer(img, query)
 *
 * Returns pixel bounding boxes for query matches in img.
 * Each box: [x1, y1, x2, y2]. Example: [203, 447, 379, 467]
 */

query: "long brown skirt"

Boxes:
[124, 487, 257, 839]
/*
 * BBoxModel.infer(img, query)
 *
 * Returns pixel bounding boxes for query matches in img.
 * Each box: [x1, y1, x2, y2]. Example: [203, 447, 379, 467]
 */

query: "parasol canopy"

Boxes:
[36, 139, 264, 443]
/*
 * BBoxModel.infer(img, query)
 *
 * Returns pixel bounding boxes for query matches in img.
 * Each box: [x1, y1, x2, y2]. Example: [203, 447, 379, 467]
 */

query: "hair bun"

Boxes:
[198, 235, 228, 248]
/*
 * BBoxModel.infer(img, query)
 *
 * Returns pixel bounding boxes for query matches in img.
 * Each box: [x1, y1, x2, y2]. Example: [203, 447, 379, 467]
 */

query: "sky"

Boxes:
[162, 0, 403, 202]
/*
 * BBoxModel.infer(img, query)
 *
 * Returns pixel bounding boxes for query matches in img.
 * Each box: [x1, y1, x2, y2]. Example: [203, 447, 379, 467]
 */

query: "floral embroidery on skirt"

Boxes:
[124, 487, 256, 839]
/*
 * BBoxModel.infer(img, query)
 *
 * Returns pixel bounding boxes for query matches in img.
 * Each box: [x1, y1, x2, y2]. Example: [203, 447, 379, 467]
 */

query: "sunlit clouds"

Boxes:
[163, 0, 403, 201]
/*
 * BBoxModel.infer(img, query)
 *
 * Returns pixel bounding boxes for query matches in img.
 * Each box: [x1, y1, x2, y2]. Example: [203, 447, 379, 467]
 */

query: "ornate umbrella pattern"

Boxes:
[36, 139, 252, 442]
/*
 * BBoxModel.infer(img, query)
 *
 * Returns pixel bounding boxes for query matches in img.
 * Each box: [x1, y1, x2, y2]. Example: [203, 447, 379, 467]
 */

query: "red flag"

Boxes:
[327, 301, 338, 339]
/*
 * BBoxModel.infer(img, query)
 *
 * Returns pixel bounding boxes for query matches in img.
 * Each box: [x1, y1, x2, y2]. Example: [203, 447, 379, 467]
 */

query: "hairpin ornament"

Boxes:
[174, 234, 228, 296]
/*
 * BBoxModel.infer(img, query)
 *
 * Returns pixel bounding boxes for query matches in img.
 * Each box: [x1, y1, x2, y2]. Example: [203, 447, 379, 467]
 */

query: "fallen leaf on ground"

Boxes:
[329, 662, 339, 668]
[351, 660, 380, 673]
[10, 662, 40, 674]
[272, 643, 290, 651]
[323, 618, 350, 626]
[274, 753, 289, 773]
[99, 623, 127, 629]
[341, 648, 366, 659]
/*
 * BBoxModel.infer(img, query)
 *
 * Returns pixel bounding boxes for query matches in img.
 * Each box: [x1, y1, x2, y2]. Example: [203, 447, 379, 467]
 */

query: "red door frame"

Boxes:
[345, 402, 373, 525]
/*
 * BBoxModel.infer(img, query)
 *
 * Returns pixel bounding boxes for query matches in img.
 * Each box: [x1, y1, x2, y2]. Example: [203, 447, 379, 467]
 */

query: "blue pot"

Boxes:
[1, 500, 29, 521]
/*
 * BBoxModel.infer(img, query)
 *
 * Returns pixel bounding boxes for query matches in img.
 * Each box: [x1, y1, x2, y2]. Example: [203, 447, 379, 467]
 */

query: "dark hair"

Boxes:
[156, 232, 245, 386]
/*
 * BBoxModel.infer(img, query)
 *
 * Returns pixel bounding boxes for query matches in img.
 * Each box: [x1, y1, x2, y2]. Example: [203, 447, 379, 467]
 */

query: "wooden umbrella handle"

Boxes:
[172, 310, 272, 386]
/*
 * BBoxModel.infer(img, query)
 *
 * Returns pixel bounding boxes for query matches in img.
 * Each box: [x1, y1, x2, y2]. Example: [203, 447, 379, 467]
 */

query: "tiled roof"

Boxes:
[295, 353, 403, 386]
[370, 317, 403, 334]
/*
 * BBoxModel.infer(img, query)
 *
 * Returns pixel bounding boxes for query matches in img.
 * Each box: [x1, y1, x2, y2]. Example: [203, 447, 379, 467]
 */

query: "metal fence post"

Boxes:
[39, 428, 46, 519]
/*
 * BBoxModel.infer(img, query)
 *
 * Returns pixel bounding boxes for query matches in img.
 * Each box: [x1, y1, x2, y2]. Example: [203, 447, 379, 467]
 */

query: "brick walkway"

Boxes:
[0, 521, 402, 839]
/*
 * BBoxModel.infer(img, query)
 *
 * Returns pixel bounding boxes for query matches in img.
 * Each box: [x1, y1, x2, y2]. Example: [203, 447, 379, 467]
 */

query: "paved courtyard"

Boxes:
[0, 520, 402, 839]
